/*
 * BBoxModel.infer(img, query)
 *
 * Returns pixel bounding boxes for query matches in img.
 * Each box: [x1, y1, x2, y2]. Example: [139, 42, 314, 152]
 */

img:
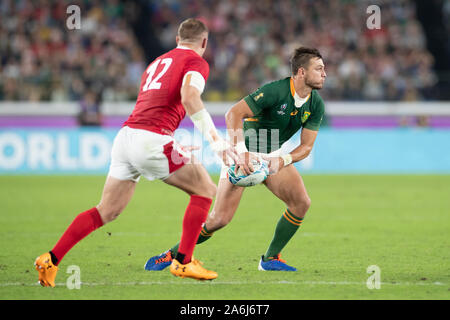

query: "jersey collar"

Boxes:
[290, 77, 311, 108]
[176, 45, 194, 51]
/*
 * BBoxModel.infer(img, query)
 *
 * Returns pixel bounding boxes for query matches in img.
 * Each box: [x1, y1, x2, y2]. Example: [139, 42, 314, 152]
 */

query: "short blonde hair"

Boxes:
[177, 18, 208, 43]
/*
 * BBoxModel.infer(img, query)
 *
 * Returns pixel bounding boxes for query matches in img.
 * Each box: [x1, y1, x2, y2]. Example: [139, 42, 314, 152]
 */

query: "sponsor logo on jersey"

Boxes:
[290, 110, 299, 116]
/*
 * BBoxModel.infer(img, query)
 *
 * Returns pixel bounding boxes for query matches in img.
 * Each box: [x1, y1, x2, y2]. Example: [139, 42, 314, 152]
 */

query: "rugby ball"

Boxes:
[227, 160, 269, 187]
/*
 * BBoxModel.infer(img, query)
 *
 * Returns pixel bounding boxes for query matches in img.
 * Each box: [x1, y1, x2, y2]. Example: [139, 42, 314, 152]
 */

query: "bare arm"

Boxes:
[225, 99, 260, 175]
[290, 128, 318, 162]
[181, 82, 206, 116]
[225, 99, 254, 145]
[266, 128, 318, 174]
[181, 81, 238, 164]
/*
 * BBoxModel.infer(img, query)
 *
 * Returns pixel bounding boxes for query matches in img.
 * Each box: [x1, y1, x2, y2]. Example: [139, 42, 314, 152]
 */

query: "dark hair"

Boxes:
[290, 47, 323, 75]
[178, 18, 208, 42]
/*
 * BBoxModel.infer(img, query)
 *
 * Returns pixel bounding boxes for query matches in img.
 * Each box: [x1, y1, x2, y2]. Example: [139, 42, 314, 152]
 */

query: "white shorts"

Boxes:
[108, 126, 189, 182]
[219, 149, 281, 179]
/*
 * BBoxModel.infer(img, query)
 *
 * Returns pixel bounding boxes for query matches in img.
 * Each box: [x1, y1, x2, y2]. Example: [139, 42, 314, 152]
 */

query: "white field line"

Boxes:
[0, 280, 447, 288]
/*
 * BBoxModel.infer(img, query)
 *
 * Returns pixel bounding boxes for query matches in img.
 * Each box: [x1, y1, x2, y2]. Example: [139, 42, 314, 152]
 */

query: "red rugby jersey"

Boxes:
[124, 46, 209, 134]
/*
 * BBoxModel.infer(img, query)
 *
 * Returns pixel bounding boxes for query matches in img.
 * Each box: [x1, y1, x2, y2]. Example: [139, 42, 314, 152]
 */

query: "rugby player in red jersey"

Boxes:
[34, 18, 238, 286]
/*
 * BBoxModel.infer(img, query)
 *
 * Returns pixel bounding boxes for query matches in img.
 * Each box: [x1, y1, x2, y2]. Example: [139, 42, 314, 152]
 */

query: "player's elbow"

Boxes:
[181, 95, 194, 111]
[181, 86, 202, 114]
[303, 145, 313, 157]
[225, 103, 243, 124]
[226, 99, 253, 124]
[224, 107, 233, 123]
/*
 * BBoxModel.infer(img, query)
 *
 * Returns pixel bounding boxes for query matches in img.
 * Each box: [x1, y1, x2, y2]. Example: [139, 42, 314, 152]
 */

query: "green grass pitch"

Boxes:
[0, 174, 449, 300]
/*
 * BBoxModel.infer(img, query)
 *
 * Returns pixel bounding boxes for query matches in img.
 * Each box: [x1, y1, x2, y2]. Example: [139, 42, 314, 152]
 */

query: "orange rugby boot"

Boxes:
[170, 258, 218, 280]
[35, 252, 58, 287]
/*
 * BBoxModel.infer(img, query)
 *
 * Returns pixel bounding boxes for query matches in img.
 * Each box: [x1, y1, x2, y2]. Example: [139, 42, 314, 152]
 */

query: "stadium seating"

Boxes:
[0, 0, 145, 102]
[0, 0, 439, 102]
[149, 0, 438, 101]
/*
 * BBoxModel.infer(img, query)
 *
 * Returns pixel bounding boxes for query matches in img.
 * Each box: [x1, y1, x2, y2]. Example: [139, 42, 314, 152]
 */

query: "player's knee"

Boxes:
[302, 195, 311, 210]
[288, 194, 311, 216]
[197, 181, 217, 199]
[208, 182, 217, 198]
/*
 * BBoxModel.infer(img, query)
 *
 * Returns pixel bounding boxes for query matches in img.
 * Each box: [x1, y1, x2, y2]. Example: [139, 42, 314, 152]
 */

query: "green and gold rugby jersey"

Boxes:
[243, 77, 325, 153]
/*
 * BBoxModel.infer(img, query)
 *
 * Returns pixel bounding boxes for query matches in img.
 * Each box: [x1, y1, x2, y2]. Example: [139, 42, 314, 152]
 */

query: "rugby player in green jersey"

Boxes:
[145, 47, 326, 272]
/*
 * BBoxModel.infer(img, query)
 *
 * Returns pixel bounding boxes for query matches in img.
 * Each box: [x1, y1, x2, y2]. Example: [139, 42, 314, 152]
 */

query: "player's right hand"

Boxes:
[261, 155, 283, 175]
[235, 152, 259, 176]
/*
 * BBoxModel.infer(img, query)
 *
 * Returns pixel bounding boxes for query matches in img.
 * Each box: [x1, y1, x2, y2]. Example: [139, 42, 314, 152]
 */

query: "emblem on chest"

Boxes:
[301, 111, 311, 123]
[276, 103, 288, 115]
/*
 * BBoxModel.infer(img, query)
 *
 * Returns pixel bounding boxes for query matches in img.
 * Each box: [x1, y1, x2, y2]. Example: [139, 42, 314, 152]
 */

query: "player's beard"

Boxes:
[305, 76, 324, 90]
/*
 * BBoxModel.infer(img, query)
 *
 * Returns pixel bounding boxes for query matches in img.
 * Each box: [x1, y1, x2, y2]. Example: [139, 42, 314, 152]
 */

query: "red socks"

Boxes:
[177, 195, 212, 264]
[51, 207, 104, 265]
[51, 196, 211, 266]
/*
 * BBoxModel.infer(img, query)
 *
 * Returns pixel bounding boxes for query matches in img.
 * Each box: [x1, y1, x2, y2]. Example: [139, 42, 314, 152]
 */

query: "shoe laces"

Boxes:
[272, 254, 287, 263]
[156, 251, 172, 264]
[192, 259, 203, 266]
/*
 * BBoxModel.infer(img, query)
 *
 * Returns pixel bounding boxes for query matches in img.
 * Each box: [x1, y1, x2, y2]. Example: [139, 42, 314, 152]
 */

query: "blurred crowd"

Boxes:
[0, 0, 439, 103]
[0, 0, 145, 102]
[150, 0, 438, 102]
[445, 0, 450, 51]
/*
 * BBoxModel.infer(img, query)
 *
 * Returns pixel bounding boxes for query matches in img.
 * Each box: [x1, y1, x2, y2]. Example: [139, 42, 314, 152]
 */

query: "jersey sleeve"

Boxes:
[303, 95, 325, 131]
[244, 82, 279, 115]
[184, 56, 210, 83]
[182, 56, 210, 94]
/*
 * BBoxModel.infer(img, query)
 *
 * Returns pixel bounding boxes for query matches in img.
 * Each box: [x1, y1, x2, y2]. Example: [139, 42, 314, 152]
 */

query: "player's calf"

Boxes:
[96, 206, 122, 224]
[263, 208, 304, 262]
[204, 209, 234, 232]
[96, 177, 136, 224]
[163, 163, 217, 199]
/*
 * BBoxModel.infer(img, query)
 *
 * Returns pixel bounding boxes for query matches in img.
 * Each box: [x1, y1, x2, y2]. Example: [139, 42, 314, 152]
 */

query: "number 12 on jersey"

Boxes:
[142, 58, 173, 91]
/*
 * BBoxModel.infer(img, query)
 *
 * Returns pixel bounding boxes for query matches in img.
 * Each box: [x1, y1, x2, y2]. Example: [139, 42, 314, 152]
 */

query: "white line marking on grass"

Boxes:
[0, 280, 446, 287]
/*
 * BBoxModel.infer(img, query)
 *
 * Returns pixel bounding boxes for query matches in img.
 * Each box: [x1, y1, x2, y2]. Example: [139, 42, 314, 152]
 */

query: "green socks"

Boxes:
[169, 209, 303, 261]
[170, 225, 214, 256]
[263, 208, 303, 261]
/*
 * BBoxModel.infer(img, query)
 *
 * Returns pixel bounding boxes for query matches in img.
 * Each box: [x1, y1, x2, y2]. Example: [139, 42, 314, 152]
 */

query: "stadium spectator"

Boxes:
[148, 0, 438, 102]
[0, 0, 144, 102]
[77, 89, 102, 126]
[0, 0, 439, 102]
